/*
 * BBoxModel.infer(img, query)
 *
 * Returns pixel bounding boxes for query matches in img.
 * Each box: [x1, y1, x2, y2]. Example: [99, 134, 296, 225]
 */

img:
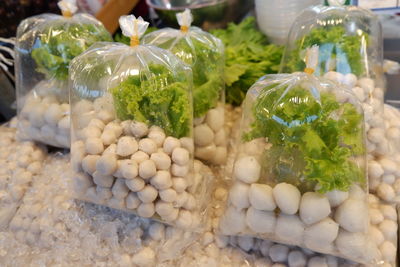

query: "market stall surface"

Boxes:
[0, 106, 397, 267]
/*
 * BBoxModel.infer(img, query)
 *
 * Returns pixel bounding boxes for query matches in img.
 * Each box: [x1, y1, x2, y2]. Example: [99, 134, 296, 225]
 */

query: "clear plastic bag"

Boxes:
[142, 9, 227, 165]
[69, 15, 210, 230]
[281, 6, 385, 125]
[15, 0, 112, 148]
[219, 48, 380, 263]
[280, 5, 398, 203]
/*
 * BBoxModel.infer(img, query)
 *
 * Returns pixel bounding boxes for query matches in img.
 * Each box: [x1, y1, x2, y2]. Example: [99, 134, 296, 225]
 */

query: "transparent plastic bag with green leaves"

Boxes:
[219, 47, 381, 264]
[280, 5, 400, 204]
[15, 0, 112, 148]
[70, 15, 211, 230]
[142, 9, 226, 165]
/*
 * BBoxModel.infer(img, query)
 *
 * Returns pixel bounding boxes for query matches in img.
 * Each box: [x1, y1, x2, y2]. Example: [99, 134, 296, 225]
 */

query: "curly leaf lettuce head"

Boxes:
[243, 75, 365, 193]
[31, 18, 112, 81]
[211, 17, 284, 106]
[143, 27, 224, 118]
[112, 64, 192, 139]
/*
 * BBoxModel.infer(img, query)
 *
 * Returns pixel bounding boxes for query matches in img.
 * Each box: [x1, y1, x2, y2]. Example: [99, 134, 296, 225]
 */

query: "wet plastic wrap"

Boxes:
[142, 9, 226, 165]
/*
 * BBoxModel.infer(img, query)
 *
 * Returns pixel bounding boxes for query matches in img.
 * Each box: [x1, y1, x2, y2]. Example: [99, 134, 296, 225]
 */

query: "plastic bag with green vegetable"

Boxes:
[219, 47, 380, 264]
[15, 0, 112, 148]
[69, 15, 211, 230]
[281, 6, 400, 205]
[142, 9, 226, 165]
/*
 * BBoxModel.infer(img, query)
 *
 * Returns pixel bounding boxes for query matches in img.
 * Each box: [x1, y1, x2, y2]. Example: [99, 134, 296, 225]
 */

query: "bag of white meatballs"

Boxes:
[280, 5, 400, 203]
[142, 9, 226, 165]
[219, 47, 381, 264]
[15, 0, 112, 148]
[69, 15, 210, 230]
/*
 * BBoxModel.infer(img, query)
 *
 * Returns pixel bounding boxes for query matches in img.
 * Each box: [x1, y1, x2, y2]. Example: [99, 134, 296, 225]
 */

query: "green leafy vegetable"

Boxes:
[211, 17, 284, 106]
[111, 64, 191, 138]
[244, 83, 364, 193]
[159, 35, 224, 118]
[31, 23, 112, 81]
[282, 26, 369, 76]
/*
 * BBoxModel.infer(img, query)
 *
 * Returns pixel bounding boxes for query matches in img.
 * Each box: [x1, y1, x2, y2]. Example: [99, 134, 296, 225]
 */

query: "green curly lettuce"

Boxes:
[168, 37, 224, 118]
[282, 26, 369, 76]
[244, 84, 365, 193]
[211, 17, 284, 106]
[111, 64, 191, 138]
[31, 23, 112, 81]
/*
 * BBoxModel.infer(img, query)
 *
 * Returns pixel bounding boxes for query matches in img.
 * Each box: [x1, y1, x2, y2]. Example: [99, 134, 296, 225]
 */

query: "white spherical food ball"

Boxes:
[82, 155, 100, 175]
[148, 129, 166, 147]
[139, 160, 157, 179]
[131, 151, 149, 163]
[194, 124, 214, 146]
[249, 183, 276, 211]
[246, 207, 276, 234]
[163, 136, 181, 155]
[275, 214, 305, 244]
[205, 108, 224, 132]
[130, 121, 149, 138]
[150, 152, 171, 170]
[233, 156, 261, 184]
[229, 182, 250, 209]
[137, 203, 155, 218]
[159, 188, 177, 203]
[137, 185, 158, 203]
[269, 244, 289, 263]
[324, 189, 348, 207]
[335, 198, 368, 233]
[150, 171, 172, 190]
[288, 250, 307, 267]
[111, 178, 130, 199]
[304, 218, 339, 250]
[171, 147, 190, 166]
[116, 136, 138, 157]
[125, 177, 145, 192]
[299, 192, 331, 225]
[93, 171, 114, 188]
[272, 183, 301, 215]
[126, 192, 141, 210]
[96, 154, 118, 176]
[139, 138, 158, 155]
[219, 206, 246, 235]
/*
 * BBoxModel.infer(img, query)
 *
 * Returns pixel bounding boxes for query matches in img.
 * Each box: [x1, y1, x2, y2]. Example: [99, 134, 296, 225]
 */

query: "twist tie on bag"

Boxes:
[304, 45, 319, 75]
[58, 0, 77, 18]
[177, 9, 193, 33]
[119, 15, 149, 47]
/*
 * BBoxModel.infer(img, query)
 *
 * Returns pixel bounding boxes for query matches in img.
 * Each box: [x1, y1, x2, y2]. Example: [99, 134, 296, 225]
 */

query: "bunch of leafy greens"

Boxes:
[168, 38, 224, 118]
[211, 17, 284, 106]
[31, 23, 112, 81]
[244, 83, 364, 193]
[282, 26, 369, 76]
[111, 64, 191, 138]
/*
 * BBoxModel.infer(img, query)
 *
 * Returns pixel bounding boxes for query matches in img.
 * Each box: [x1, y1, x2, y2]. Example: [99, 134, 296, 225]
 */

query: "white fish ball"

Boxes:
[269, 244, 289, 263]
[219, 206, 246, 235]
[130, 121, 149, 138]
[126, 192, 141, 210]
[379, 241, 396, 261]
[229, 182, 250, 209]
[288, 250, 307, 267]
[194, 124, 214, 146]
[299, 192, 331, 225]
[206, 108, 224, 132]
[150, 171, 172, 190]
[111, 178, 130, 199]
[335, 198, 368, 233]
[171, 147, 190, 166]
[275, 214, 304, 244]
[325, 190, 348, 207]
[150, 152, 171, 170]
[233, 156, 261, 184]
[249, 183, 276, 211]
[131, 151, 149, 163]
[116, 136, 138, 157]
[148, 129, 166, 147]
[139, 138, 158, 155]
[163, 137, 181, 155]
[246, 207, 276, 234]
[137, 203, 155, 218]
[159, 188, 177, 202]
[304, 218, 339, 250]
[96, 154, 117, 175]
[125, 177, 145, 192]
[137, 185, 158, 203]
[139, 160, 157, 179]
[273, 183, 301, 215]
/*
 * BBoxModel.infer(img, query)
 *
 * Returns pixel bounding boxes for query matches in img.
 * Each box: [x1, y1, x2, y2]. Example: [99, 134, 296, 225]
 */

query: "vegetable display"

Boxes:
[111, 64, 191, 138]
[211, 17, 284, 106]
[282, 25, 369, 76]
[32, 22, 112, 81]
